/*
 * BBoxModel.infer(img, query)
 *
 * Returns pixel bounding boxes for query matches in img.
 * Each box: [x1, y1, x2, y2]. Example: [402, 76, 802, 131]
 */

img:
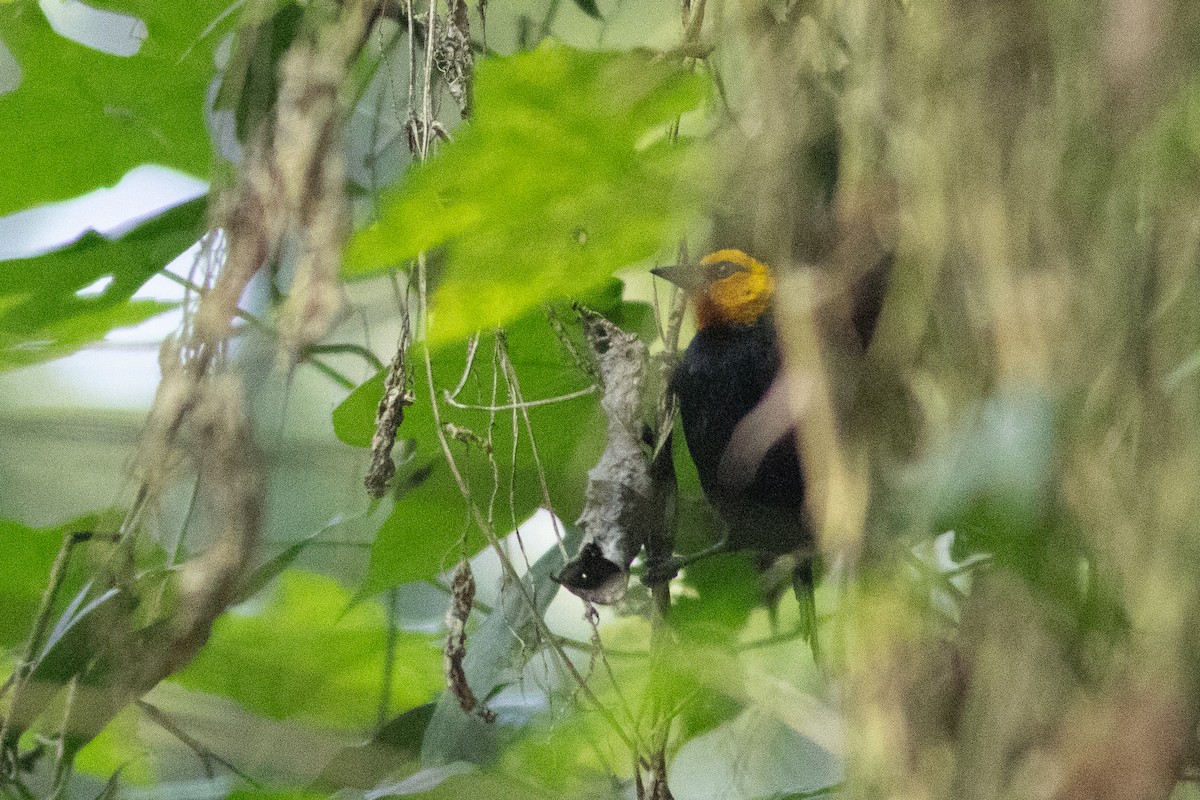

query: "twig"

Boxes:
[307, 358, 357, 389]
[0, 531, 104, 758]
[137, 701, 259, 786]
[664, 240, 690, 353]
[496, 336, 568, 558]
[419, 0, 438, 160]
[442, 384, 598, 411]
[160, 270, 362, 388]
[48, 675, 79, 800]
[415, 257, 643, 756]
[305, 342, 387, 372]
[482, 336, 502, 545]
[549, 633, 646, 659]
[378, 587, 401, 729]
[445, 334, 482, 401]
[20, 533, 97, 674]
[2, 776, 36, 800]
[536, 0, 561, 42]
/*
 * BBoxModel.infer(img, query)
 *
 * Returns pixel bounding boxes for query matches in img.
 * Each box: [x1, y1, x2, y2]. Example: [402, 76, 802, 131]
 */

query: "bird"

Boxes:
[651, 250, 809, 566]
[650, 247, 889, 640]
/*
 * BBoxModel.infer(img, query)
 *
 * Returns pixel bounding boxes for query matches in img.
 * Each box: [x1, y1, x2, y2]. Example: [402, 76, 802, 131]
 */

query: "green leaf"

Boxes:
[359, 476, 475, 593]
[671, 552, 761, 646]
[334, 282, 651, 591]
[380, 769, 555, 800]
[420, 526, 581, 767]
[75, 707, 152, 786]
[670, 713, 842, 800]
[0, 2, 234, 215]
[345, 43, 711, 345]
[0, 196, 205, 371]
[0, 512, 115, 649]
[314, 703, 436, 791]
[228, 790, 326, 800]
[498, 712, 634, 798]
[172, 570, 443, 730]
[0, 519, 70, 650]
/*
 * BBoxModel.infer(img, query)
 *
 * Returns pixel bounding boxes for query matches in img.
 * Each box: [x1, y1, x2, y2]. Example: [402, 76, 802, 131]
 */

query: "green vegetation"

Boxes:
[3, 0, 1200, 799]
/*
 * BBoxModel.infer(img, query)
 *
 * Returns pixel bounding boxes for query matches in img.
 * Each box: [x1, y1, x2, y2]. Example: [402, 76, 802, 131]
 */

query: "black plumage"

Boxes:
[672, 315, 810, 557]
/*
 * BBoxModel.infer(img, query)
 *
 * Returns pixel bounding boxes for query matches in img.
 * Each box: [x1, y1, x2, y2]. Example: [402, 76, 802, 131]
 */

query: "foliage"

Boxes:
[3, 0, 1200, 799]
[173, 571, 443, 729]
[345, 43, 710, 344]
[332, 280, 653, 594]
[0, 198, 203, 370]
[0, 0, 233, 216]
[0, 513, 116, 649]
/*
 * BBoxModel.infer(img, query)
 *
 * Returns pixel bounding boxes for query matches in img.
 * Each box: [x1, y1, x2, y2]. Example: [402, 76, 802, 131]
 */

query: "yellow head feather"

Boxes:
[693, 249, 775, 329]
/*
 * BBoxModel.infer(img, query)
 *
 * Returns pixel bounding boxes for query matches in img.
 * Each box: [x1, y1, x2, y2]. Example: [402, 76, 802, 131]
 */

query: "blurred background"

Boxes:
[5, 0, 1200, 798]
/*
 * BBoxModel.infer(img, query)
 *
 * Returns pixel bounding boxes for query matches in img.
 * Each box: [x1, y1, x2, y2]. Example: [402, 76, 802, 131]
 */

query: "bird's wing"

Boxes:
[716, 372, 810, 491]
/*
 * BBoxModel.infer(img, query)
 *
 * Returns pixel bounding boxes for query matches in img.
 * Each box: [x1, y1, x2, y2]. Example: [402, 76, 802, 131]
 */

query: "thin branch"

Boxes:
[158, 270, 268, 329]
[497, 337, 568, 558]
[306, 357, 357, 389]
[2, 776, 37, 800]
[305, 342, 387, 372]
[137, 701, 259, 787]
[378, 588, 401, 729]
[161, 270, 363, 388]
[483, 336, 502, 544]
[442, 384, 598, 411]
[0, 531, 108, 756]
[445, 334, 482, 401]
[419, 0, 438, 160]
[48, 676, 78, 799]
[415, 257, 642, 756]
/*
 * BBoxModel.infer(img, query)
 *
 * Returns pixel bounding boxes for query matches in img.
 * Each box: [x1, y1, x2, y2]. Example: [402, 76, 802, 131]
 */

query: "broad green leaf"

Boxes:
[382, 769, 555, 800]
[345, 43, 711, 345]
[671, 552, 761, 646]
[0, 196, 205, 370]
[420, 527, 581, 767]
[363, 762, 475, 798]
[335, 281, 652, 592]
[228, 790, 325, 800]
[1, 300, 173, 369]
[172, 570, 443, 730]
[0, 518, 72, 649]
[75, 706, 152, 786]
[670, 712, 843, 800]
[359, 475, 477, 593]
[314, 703, 436, 791]
[0, 512, 114, 649]
[498, 712, 635, 798]
[0, 2, 234, 215]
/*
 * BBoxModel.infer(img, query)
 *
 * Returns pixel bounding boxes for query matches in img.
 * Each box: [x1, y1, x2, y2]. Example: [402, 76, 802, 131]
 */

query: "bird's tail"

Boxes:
[760, 551, 822, 662]
[793, 556, 821, 663]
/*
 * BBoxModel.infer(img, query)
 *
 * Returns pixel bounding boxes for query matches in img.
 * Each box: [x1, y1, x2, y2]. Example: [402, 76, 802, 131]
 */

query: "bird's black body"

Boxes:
[673, 314, 809, 557]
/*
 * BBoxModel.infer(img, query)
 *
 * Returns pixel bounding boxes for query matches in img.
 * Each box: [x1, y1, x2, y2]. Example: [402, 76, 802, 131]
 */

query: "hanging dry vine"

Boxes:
[0, 2, 392, 793]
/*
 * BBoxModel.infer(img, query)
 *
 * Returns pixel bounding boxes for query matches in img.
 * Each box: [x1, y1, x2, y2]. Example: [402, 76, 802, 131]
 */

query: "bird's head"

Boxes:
[651, 249, 775, 329]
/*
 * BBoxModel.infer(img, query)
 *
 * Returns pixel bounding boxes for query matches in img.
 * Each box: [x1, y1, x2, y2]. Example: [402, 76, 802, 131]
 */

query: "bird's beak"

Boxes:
[650, 264, 700, 291]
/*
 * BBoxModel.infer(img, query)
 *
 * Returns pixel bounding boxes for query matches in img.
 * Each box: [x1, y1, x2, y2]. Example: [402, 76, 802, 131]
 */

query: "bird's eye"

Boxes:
[709, 261, 740, 281]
